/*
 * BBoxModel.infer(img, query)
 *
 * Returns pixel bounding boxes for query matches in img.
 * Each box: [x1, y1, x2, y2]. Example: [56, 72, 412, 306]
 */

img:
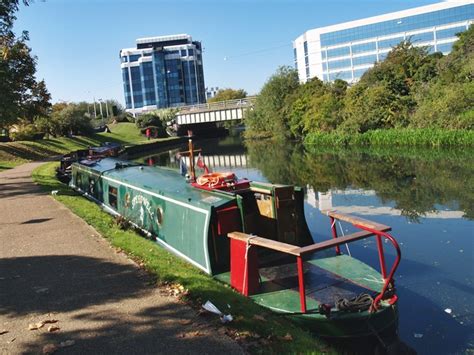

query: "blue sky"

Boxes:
[14, 0, 440, 104]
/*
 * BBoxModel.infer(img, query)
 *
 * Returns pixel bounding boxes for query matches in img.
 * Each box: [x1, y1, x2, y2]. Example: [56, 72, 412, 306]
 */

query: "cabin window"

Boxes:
[88, 178, 95, 195]
[76, 173, 82, 188]
[156, 206, 163, 226]
[108, 186, 118, 208]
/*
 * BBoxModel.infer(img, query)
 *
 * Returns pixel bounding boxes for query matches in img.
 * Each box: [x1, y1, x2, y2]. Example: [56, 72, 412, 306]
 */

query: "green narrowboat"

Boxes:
[70, 154, 401, 338]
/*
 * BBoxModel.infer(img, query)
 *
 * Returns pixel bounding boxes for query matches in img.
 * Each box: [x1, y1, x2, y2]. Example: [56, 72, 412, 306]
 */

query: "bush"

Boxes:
[10, 123, 42, 141]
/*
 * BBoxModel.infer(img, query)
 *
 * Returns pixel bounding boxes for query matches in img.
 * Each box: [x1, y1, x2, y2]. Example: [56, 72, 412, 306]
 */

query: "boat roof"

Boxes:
[75, 158, 236, 209]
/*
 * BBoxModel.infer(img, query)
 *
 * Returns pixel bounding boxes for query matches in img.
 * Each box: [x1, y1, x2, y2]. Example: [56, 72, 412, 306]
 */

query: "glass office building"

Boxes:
[293, 1, 474, 84]
[120, 34, 206, 115]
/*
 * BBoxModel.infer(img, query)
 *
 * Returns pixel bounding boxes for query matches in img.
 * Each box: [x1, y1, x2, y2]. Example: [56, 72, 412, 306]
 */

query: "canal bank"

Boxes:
[0, 162, 244, 354]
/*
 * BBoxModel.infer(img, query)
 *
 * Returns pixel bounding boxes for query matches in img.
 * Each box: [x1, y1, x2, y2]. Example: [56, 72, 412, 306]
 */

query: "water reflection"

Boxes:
[138, 136, 474, 354]
[245, 140, 474, 222]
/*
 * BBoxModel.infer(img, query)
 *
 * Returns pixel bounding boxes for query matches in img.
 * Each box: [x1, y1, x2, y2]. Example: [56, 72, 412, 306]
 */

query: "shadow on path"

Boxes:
[0, 255, 152, 317]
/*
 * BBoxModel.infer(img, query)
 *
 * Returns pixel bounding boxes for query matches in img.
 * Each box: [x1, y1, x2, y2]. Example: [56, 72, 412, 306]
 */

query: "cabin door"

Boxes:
[272, 186, 298, 245]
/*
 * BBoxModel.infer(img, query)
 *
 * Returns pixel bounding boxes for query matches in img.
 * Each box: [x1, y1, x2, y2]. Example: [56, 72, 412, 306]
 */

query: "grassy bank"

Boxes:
[32, 162, 330, 354]
[304, 128, 474, 147]
[0, 123, 168, 170]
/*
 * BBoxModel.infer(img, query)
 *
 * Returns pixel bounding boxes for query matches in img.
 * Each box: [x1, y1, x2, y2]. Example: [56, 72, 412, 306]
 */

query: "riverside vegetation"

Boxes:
[245, 26, 474, 146]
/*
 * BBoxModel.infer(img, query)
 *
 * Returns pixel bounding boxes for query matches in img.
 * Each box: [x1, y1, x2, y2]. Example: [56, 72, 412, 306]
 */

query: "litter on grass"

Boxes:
[202, 300, 233, 323]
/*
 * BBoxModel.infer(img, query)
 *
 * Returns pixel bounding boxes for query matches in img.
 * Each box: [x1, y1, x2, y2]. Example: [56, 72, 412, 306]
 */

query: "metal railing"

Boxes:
[178, 96, 256, 114]
[228, 210, 401, 314]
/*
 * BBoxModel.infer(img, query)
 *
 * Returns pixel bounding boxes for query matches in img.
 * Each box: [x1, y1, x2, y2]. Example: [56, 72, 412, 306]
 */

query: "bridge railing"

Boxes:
[178, 96, 256, 114]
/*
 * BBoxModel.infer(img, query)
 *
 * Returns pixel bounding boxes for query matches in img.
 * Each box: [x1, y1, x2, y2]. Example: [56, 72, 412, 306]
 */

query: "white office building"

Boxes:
[293, 1, 474, 84]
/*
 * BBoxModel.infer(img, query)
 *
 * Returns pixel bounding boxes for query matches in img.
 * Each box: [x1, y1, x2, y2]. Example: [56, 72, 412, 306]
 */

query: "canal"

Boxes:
[137, 135, 473, 354]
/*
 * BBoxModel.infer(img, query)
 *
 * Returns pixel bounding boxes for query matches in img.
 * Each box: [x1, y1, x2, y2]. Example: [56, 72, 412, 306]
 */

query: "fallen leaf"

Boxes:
[42, 344, 58, 354]
[59, 340, 75, 348]
[281, 333, 293, 341]
[179, 319, 193, 325]
[252, 314, 266, 322]
[29, 323, 40, 330]
[47, 325, 60, 332]
[0, 329, 8, 335]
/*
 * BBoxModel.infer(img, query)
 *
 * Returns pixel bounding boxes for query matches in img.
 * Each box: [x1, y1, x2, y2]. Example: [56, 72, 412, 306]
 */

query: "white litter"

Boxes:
[414, 333, 423, 338]
[444, 308, 452, 314]
[51, 190, 58, 195]
[202, 300, 233, 323]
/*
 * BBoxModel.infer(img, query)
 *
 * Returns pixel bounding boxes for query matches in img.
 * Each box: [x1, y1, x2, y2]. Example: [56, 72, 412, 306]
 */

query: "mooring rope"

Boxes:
[335, 293, 374, 312]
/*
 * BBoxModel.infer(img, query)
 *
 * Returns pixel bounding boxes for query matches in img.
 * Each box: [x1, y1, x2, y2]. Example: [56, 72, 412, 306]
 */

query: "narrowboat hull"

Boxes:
[69, 157, 400, 339]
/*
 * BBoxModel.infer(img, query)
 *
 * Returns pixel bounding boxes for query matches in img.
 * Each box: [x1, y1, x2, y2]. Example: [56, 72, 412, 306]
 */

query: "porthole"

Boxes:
[156, 206, 164, 226]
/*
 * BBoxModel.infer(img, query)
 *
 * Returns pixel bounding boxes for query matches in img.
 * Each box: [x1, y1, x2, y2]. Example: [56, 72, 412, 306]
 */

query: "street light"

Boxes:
[98, 99, 104, 126]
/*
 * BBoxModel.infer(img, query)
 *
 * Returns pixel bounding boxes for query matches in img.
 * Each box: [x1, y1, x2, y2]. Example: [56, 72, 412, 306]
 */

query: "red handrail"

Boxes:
[353, 225, 401, 312]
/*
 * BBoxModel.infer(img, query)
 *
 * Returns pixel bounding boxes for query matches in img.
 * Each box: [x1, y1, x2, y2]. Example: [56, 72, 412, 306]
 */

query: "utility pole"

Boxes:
[93, 97, 97, 118]
[98, 99, 103, 117]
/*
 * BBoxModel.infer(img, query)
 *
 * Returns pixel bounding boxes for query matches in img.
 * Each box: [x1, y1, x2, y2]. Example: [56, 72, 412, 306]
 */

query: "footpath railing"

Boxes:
[178, 96, 256, 114]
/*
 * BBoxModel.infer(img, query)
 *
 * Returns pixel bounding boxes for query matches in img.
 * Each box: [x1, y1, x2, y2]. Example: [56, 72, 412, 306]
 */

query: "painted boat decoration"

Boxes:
[69, 142, 401, 338]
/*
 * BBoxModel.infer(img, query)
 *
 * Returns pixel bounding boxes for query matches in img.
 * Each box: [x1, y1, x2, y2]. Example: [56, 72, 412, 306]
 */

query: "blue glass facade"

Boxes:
[295, 2, 474, 84]
[120, 35, 206, 113]
[320, 4, 473, 47]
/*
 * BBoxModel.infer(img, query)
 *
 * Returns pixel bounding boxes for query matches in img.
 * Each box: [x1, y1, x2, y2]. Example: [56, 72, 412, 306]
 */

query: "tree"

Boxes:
[0, 31, 36, 128]
[23, 79, 52, 122]
[0, 0, 47, 130]
[245, 66, 299, 138]
[50, 104, 92, 136]
[208, 88, 247, 103]
[412, 25, 474, 129]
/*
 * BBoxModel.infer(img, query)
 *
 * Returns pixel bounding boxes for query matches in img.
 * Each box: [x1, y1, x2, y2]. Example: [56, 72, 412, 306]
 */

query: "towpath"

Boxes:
[0, 163, 243, 354]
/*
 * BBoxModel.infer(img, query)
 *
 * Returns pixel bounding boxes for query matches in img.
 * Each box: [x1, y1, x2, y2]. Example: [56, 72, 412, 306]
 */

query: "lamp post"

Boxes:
[98, 99, 103, 117]
[98, 99, 106, 126]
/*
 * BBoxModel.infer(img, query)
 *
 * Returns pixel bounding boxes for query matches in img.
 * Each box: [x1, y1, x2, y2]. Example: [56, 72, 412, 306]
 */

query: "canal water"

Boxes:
[138, 135, 473, 354]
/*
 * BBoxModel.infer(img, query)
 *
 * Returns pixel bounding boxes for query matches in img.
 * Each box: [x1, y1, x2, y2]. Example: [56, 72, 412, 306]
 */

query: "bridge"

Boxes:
[179, 154, 249, 169]
[169, 97, 256, 135]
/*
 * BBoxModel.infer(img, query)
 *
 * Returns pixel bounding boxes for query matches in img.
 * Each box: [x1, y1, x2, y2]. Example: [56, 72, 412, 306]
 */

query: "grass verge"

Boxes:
[32, 162, 331, 354]
[0, 123, 175, 163]
[0, 159, 27, 171]
[304, 128, 474, 147]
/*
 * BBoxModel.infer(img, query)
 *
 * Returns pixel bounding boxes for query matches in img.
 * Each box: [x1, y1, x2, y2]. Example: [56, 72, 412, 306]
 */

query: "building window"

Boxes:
[352, 54, 377, 66]
[327, 46, 350, 58]
[328, 58, 351, 70]
[378, 37, 404, 50]
[129, 54, 141, 62]
[409, 31, 434, 44]
[352, 42, 376, 54]
[436, 26, 467, 40]
[437, 42, 454, 53]
[109, 186, 118, 208]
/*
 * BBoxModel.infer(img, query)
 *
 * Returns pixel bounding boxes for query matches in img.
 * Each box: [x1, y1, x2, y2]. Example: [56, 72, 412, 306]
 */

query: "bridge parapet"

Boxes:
[178, 96, 256, 114]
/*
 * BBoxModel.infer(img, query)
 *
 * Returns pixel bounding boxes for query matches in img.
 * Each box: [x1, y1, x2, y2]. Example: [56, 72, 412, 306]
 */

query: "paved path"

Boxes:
[0, 163, 243, 354]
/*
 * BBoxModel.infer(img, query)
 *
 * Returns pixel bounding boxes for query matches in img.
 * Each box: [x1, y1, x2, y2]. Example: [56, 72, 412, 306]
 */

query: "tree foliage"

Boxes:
[245, 66, 299, 138]
[246, 26, 474, 138]
[207, 88, 247, 103]
[0, 0, 52, 129]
